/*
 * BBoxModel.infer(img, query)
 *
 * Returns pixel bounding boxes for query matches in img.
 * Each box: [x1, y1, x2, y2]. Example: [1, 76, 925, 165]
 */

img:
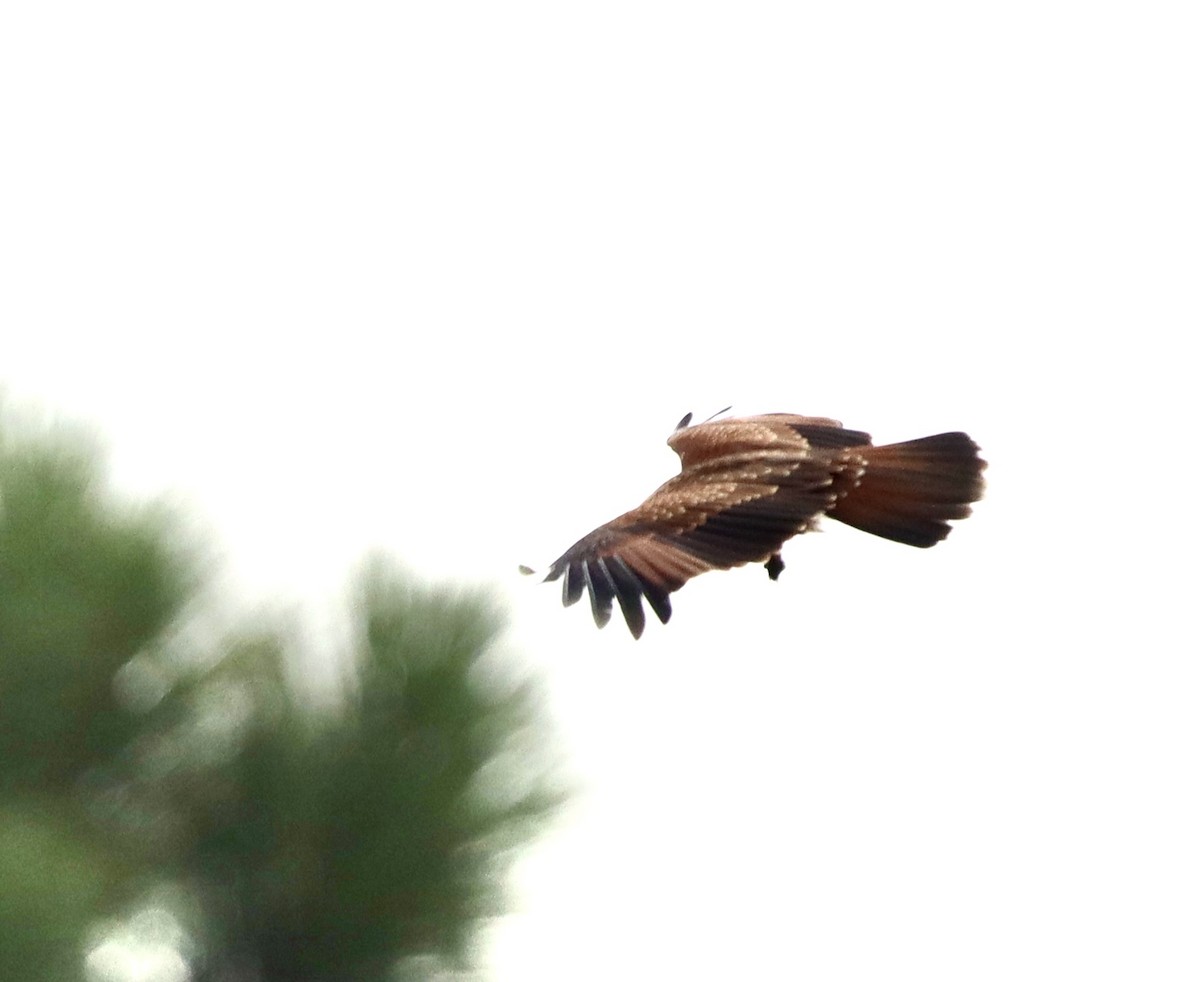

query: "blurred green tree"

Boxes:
[0, 408, 560, 981]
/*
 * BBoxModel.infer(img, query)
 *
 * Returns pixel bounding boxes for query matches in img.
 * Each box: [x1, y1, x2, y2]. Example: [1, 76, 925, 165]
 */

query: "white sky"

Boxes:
[3, 3, 1197, 980]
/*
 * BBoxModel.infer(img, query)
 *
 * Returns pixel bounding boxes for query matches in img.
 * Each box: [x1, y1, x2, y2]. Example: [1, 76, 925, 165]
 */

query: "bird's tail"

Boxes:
[826, 432, 986, 547]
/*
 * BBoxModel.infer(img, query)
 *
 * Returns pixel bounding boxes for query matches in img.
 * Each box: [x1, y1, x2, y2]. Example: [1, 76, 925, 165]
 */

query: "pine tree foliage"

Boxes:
[0, 407, 561, 981]
[0, 419, 194, 794]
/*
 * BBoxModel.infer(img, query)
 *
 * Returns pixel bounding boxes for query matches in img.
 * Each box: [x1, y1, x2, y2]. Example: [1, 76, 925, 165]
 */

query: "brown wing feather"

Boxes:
[543, 452, 837, 638]
[667, 414, 871, 469]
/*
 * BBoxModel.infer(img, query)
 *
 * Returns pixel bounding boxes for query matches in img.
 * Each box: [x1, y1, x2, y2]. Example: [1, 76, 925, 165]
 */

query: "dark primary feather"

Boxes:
[606, 556, 647, 638]
[540, 413, 986, 638]
[582, 559, 617, 628]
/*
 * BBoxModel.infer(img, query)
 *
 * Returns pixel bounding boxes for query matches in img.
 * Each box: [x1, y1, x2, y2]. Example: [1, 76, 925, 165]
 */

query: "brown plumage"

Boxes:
[531, 412, 987, 639]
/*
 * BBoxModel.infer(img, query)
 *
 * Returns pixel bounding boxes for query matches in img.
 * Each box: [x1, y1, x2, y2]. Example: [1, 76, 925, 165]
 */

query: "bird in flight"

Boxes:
[525, 411, 986, 638]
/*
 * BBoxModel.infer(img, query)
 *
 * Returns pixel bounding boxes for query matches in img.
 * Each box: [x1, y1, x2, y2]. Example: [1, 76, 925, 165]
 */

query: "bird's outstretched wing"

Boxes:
[544, 416, 862, 638]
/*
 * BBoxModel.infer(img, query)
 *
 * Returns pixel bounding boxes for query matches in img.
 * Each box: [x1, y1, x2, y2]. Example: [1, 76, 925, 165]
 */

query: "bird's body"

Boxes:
[535, 413, 986, 638]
